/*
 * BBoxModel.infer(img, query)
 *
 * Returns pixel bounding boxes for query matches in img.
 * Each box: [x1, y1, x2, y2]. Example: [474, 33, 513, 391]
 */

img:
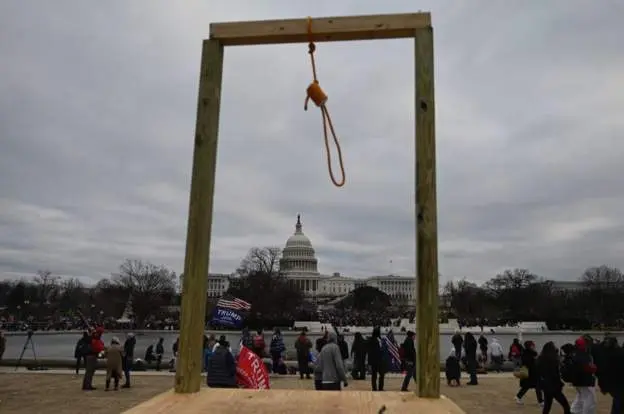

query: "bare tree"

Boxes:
[237, 247, 282, 277]
[33, 270, 60, 305]
[111, 259, 177, 324]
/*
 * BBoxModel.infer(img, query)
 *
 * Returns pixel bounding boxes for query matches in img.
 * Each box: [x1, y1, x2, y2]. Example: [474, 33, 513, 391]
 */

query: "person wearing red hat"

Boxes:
[82, 326, 105, 391]
[569, 336, 597, 414]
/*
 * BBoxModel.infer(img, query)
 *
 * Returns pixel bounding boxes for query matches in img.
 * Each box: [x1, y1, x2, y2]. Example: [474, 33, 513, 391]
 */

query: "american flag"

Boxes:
[384, 330, 402, 371]
[217, 295, 251, 311]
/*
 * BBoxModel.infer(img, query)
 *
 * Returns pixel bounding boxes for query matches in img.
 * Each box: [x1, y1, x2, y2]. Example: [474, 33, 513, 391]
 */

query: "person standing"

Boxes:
[400, 331, 417, 392]
[464, 332, 478, 385]
[105, 337, 124, 391]
[154, 337, 165, 371]
[367, 327, 388, 391]
[0, 331, 6, 361]
[74, 331, 89, 374]
[537, 341, 571, 414]
[270, 328, 286, 374]
[350, 332, 367, 380]
[489, 338, 504, 372]
[478, 334, 488, 364]
[451, 330, 463, 359]
[82, 327, 104, 391]
[337, 334, 349, 367]
[295, 330, 312, 379]
[315, 331, 348, 391]
[121, 332, 135, 388]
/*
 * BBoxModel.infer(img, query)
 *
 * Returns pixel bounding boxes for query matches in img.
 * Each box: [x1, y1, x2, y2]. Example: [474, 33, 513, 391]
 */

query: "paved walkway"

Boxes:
[0, 367, 512, 379]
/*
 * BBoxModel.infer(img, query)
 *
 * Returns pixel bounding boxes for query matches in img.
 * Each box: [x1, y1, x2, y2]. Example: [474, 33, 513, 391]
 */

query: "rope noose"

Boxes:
[304, 16, 346, 188]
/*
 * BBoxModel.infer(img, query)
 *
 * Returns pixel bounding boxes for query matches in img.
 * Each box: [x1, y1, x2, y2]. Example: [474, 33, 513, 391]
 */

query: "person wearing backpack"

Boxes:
[252, 329, 266, 358]
[537, 341, 571, 414]
[569, 337, 597, 414]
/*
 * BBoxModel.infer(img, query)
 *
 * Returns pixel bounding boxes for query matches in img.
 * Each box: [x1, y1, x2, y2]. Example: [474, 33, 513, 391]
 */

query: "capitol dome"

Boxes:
[280, 214, 319, 276]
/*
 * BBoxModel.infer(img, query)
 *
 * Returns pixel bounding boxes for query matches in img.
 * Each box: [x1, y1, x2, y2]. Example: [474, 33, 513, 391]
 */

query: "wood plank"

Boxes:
[123, 389, 465, 414]
[414, 26, 440, 398]
[210, 13, 431, 46]
[175, 38, 224, 393]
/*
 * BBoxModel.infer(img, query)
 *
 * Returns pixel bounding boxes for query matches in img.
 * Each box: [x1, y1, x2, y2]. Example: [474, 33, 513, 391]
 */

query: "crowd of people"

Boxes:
[447, 330, 624, 414]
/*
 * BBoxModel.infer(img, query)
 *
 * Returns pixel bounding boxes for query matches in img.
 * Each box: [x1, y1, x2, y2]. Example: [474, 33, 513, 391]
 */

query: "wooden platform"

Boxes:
[123, 389, 465, 414]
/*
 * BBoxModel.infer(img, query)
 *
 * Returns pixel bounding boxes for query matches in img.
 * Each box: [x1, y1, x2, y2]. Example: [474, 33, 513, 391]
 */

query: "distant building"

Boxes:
[278, 214, 416, 304]
[547, 280, 586, 292]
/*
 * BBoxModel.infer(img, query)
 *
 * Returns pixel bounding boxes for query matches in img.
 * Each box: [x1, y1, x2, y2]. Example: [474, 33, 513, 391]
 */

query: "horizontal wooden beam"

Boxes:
[210, 12, 431, 46]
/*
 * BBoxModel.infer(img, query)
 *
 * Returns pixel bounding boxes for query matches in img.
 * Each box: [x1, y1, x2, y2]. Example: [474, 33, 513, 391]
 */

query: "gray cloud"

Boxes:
[1, 0, 623, 285]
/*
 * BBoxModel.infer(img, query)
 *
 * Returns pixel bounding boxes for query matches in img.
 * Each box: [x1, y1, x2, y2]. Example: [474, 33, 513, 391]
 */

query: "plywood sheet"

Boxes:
[123, 389, 465, 414]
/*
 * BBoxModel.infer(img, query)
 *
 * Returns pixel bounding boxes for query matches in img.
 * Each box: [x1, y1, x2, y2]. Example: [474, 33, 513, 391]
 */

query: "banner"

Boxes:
[236, 345, 270, 389]
[211, 307, 244, 328]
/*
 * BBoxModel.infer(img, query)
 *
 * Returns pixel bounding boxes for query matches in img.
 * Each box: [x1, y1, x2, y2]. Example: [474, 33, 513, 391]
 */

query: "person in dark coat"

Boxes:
[367, 327, 388, 391]
[463, 332, 478, 385]
[478, 334, 488, 363]
[451, 331, 463, 359]
[206, 339, 237, 388]
[515, 340, 543, 405]
[294, 330, 312, 379]
[316, 330, 329, 353]
[445, 345, 461, 386]
[74, 332, 90, 374]
[537, 341, 571, 414]
[400, 331, 417, 392]
[350, 332, 367, 380]
[337, 334, 349, 363]
[569, 337, 597, 414]
[121, 332, 136, 388]
[594, 336, 624, 414]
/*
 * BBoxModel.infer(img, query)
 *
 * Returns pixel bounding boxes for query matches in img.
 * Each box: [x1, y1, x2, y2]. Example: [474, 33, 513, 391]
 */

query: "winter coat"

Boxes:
[206, 346, 236, 387]
[106, 344, 124, 376]
[295, 335, 312, 361]
[519, 348, 539, 389]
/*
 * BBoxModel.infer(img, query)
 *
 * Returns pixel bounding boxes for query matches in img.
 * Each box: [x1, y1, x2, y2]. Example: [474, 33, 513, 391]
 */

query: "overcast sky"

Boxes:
[1, 1, 623, 285]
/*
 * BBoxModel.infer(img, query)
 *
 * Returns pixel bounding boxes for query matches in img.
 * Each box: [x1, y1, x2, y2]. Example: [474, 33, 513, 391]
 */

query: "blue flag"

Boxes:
[210, 295, 251, 328]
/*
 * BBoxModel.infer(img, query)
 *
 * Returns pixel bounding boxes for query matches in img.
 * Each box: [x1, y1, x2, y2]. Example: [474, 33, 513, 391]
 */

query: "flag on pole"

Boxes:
[216, 295, 251, 311]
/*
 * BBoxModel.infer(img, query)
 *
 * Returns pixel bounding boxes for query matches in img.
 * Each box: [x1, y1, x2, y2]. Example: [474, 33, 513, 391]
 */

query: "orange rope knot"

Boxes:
[303, 16, 346, 188]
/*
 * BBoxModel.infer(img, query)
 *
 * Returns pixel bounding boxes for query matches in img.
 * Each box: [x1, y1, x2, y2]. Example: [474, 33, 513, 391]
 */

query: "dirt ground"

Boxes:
[0, 373, 615, 413]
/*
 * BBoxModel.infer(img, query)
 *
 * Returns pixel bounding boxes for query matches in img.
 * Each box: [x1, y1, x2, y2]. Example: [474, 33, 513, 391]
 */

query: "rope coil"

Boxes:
[304, 16, 346, 188]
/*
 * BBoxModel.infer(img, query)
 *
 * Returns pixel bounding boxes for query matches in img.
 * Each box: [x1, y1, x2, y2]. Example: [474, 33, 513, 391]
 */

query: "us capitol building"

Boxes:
[207, 215, 416, 305]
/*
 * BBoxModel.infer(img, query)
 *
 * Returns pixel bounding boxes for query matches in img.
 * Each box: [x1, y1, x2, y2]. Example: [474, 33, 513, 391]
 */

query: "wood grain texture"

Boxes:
[414, 26, 440, 398]
[124, 389, 465, 414]
[174, 39, 224, 394]
[210, 13, 431, 46]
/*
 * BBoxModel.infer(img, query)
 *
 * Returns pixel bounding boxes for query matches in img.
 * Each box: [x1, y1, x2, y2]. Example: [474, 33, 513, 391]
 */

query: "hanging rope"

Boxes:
[304, 16, 346, 188]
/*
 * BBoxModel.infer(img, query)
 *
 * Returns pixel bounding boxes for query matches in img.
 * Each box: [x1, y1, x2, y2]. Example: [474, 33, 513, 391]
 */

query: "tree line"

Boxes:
[443, 266, 624, 330]
[0, 259, 177, 326]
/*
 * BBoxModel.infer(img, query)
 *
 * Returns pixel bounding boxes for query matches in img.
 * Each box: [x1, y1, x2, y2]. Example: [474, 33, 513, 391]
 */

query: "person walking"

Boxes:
[515, 340, 544, 406]
[105, 337, 124, 391]
[400, 331, 417, 392]
[537, 341, 571, 414]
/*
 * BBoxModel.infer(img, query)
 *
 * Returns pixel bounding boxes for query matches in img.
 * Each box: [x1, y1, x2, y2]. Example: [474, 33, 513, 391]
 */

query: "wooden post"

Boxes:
[414, 26, 439, 398]
[175, 39, 224, 394]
